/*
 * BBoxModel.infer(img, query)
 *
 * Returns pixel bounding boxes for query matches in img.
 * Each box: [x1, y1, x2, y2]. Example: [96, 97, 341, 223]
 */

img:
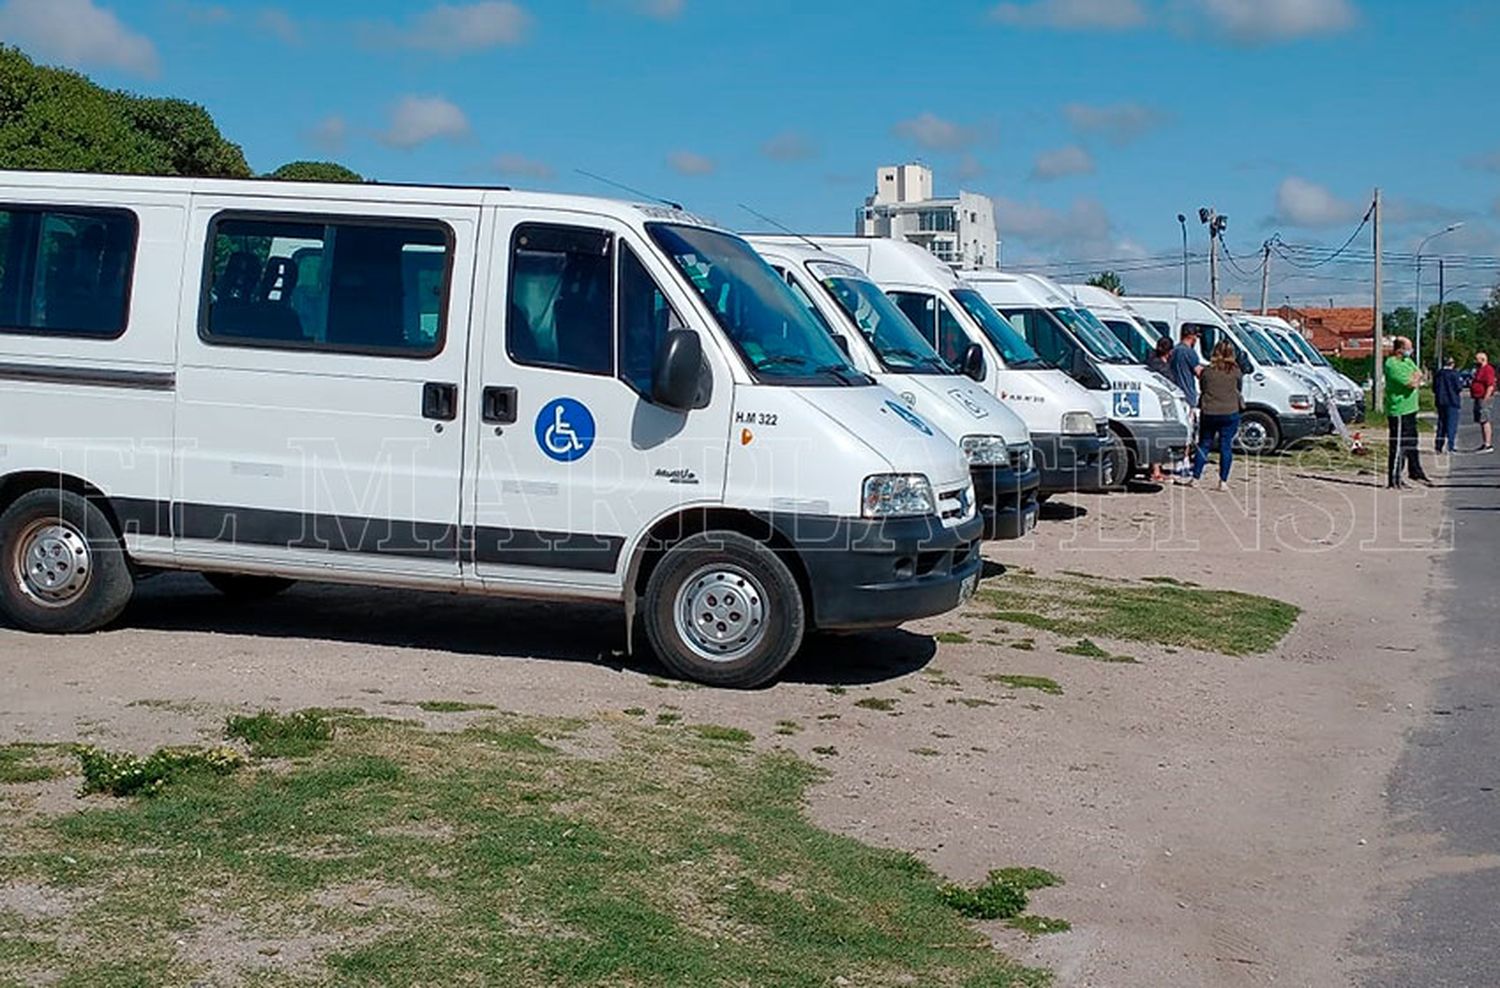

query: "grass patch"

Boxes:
[75, 744, 245, 798]
[947, 698, 997, 709]
[0, 714, 1047, 986]
[934, 631, 971, 645]
[648, 678, 700, 691]
[1140, 576, 1199, 588]
[224, 709, 335, 758]
[811, 746, 839, 757]
[1009, 915, 1072, 937]
[980, 571, 1299, 657]
[854, 698, 898, 712]
[655, 712, 681, 726]
[690, 724, 753, 744]
[775, 721, 802, 736]
[825, 685, 847, 696]
[1286, 436, 1378, 475]
[941, 867, 1064, 921]
[985, 675, 1063, 696]
[911, 748, 941, 758]
[412, 700, 498, 713]
[1010, 639, 1036, 651]
[0, 743, 68, 784]
[1057, 638, 1137, 663]
[622, 707, 647, 717]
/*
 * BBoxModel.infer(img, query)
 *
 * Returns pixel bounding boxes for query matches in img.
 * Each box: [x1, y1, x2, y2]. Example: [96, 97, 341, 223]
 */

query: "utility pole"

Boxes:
[1177, 214, 1188, 295]
[1258, 240, 1271, 314]
[1198, 208, 1228, 305]
[1435, 258, 1447, 368]
[1372, 188, 1384, 411]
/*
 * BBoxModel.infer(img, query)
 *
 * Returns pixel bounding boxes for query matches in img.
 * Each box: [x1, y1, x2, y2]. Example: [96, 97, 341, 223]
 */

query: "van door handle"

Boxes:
[422, 382, 458, 421]
[482, 386, 518, 425]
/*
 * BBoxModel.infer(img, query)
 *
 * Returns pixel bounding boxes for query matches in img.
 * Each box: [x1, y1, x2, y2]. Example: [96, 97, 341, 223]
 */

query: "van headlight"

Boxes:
[1335, 388, 1353, 403]
[1289, 393, 1313, 411]
[960, 435, 1009, 465]
[1061, 411, 1095, 435]
[862, 474, 936, 518]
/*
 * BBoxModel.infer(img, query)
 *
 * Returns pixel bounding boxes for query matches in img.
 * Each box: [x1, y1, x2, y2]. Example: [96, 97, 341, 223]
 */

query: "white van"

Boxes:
[1226, 314, 1337, 436]
[748, 238, 1040, 539]
[0, 171, 985, 689]
[1241, 313, 1364, 423]
[1126, 296, 1323, 454]
[967, 272, 1191, 481]
[1062, 283, 1168, 367]
[765, 236, 1119, 496]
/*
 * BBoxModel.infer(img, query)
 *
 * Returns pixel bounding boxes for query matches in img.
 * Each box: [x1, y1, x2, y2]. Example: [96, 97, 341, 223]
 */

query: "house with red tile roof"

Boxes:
[1269, 306, 1389, 357]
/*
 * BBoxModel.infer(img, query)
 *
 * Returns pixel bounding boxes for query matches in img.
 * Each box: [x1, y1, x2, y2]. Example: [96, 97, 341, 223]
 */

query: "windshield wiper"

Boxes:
[1011, 356, 1052, 370]
[753, 354, 810, 370]
[816, 363, 869, 385]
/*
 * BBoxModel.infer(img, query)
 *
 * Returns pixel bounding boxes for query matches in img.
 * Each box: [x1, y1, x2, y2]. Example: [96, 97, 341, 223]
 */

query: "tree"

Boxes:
[267, 161, 363, 183]
[1086, 271, 1124, 295]
[0, 46, 248, 178]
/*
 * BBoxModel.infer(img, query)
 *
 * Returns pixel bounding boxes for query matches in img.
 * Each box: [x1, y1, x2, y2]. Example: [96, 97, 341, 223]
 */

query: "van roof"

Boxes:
[1061, 283, 1135, 317]
[0, 169, 721, 229]
[759, 235, 968, 289]
[744, 236, 865, 276]
[964, 270, 1052, 308]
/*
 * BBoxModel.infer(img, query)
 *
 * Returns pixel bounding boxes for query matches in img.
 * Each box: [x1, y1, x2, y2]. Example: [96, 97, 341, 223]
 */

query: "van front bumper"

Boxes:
[1280, 411, 1321, 446]
[1337, 400, 1363, 424]
[972, 463, 1040, 540]
[1031, 431, 1118, 495]
[759, 511, 984, 630]
[1118, 419, 1191, 470]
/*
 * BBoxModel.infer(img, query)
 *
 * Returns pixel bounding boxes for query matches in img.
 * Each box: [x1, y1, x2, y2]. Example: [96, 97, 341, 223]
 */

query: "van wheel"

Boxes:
[1237, 411, 1280, 455]
[643, 532, 805, 689]
[202, 573, 296, 600]
[0, 489, 134, 634]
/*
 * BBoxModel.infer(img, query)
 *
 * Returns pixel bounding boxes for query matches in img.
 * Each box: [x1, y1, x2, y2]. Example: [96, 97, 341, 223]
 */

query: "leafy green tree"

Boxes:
[1086, 270, 1124, 295]
[0, 46, 248, 177]
[267, 161, 363, 183]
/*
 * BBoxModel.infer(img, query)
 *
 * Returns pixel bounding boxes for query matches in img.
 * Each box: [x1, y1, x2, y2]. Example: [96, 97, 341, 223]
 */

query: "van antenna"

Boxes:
[574, 169, 682, 211]
[738, 204, 823, 252]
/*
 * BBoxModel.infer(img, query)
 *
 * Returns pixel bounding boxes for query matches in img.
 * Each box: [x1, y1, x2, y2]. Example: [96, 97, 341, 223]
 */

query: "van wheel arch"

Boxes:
[1107, 422, 1141, 480]
[627, 507, 813, 612]
[0, 472, 126, 540]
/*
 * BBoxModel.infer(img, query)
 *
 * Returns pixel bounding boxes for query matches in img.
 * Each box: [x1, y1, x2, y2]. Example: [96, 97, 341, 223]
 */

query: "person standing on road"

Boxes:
[1168, 327, 1203, 483]
[1190, 341, 1244, 491]
[1471, 352, 1496, 453]
[1385, 336, 1432, 489]
[1433, 356, 1463, 455]
[1147, 336, 1173, 378]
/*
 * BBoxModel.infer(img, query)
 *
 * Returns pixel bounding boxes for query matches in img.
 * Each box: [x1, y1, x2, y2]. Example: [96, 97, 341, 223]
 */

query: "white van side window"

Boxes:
[618, 241, 684, 395]
[0, 205, 136, 339]
[508, 223, 614, 376]
[201, 214, 451, 357]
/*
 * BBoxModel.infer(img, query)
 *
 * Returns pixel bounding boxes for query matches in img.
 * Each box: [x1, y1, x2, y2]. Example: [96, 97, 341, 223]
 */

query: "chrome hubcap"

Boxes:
[14, 520, 93, 607]
[1241, 422, 1269, 452]
[673, 565, 768, 663]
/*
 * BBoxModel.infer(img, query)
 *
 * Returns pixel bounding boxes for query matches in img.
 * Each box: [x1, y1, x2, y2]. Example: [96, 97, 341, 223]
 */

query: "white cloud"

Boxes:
[307, 115, 348, 154]
[994, 196, 1115, 250]
[635, 0, 684, 18]
[257, 7, 301, 44]
[666, 150, 715, 176]
[177, 2, 230, 24]
[761, 131, 818, 162]
[954, 154, 986, 181]
[1272, 176, 1362, 228]
[990, 0, 1147, 30]
[1063, 101, 1167, 144]
[1031, 144, 1095, 180]
[892, 112, 983, 152]
[368, 2, 531, 54]
[492, 152, 554, 180]
[0, 0, 160, 77]
[1176, 0, 1357, 44]
[1465, 150, 1500, 173]
[379, 96, 471, 149]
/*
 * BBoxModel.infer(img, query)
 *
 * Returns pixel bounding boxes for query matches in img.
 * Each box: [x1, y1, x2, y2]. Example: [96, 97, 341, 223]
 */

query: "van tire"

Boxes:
[1236, 411, 1280, 456]
[643, 531, 805, 689]
[0, 489, 134, 634]
[202, 573, 296, 600]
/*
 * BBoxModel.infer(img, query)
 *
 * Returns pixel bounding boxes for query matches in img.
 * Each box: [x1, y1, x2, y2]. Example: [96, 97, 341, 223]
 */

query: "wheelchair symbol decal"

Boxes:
[1113, 390, 1141, 418]
[535, 397, 596, 462]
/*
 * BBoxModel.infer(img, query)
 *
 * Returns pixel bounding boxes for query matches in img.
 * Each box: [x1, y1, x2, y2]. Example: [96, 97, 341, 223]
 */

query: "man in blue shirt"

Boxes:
[1167, 326, 1203, 481]
[1433, 356, 1463, 455]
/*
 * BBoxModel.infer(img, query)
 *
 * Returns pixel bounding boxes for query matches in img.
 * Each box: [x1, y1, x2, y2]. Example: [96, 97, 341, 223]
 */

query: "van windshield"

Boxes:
[810, 261, 952, 375]
[1238, 323, 1286, 365]
[1053, 307, 1136, 364]
[1267, 331, 1305, 364]
[1104, 318, 1154, 362]
[648, 224, 866, 386]
[1286, 329, 1331, 366]
[950, 288, 1049, 369]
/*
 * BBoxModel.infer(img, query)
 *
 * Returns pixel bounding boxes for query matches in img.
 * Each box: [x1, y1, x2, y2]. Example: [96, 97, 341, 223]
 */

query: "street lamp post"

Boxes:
[1414, 222, 1464, 366]
[1177, 214, 1188, 295]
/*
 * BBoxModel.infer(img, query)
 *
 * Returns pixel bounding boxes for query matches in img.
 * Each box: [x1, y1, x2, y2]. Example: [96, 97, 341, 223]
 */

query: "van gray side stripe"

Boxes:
[0, 362, 176, 391]
[109, 498, 623, 572]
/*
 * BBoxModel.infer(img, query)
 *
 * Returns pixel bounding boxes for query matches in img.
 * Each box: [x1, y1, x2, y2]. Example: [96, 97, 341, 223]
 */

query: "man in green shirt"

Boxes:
[1385, 336, 1431, 488]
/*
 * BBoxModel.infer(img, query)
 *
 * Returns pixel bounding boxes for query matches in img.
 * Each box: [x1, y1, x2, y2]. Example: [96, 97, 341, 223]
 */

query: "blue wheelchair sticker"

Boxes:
[535, 397, 596, 462]
[1113, 390, 1141, 418]
[885, 399, 934, 436]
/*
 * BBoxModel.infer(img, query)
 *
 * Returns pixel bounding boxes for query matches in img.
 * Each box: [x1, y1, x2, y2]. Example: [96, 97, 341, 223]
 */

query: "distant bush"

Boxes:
[76, 745, 245, 798]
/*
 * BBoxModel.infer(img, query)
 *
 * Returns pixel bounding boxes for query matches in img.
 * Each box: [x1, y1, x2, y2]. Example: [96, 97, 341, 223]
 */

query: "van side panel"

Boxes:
[0, 190, 185, 559]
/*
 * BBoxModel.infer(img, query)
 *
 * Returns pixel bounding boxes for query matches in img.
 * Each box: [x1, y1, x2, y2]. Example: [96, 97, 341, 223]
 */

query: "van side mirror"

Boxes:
[651, 329, 705, 411]
[833, 334, 851, 357]
[961, 342, 986, 382]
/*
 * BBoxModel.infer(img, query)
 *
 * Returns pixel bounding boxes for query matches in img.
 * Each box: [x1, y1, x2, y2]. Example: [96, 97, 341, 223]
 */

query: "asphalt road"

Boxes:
[1362, 418, 1500, 988]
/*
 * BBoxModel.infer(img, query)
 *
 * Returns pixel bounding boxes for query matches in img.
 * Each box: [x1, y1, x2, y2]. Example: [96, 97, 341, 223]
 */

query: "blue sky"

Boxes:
[3, 0, 1498, 306]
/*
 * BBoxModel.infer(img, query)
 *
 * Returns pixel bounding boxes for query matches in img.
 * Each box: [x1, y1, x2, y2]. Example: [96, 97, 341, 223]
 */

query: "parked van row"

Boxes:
[0, 171, 999, 689]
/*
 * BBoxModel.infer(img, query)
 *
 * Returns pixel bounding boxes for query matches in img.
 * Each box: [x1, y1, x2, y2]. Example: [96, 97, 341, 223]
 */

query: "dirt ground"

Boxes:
[0, 453, 1454, 987]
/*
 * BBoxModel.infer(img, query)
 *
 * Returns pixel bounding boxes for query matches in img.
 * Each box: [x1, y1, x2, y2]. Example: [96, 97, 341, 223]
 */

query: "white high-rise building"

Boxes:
[856, 163, 998, 270]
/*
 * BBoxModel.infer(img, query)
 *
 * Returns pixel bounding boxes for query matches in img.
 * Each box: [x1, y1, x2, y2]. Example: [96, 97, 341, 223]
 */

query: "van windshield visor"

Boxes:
[950, 288, 1049, 368]
[649, 224, 866, 386]
[1052, 307, 1136, 364]
[810, 261, 952, 375]
[1237, 323, 1286, 365]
